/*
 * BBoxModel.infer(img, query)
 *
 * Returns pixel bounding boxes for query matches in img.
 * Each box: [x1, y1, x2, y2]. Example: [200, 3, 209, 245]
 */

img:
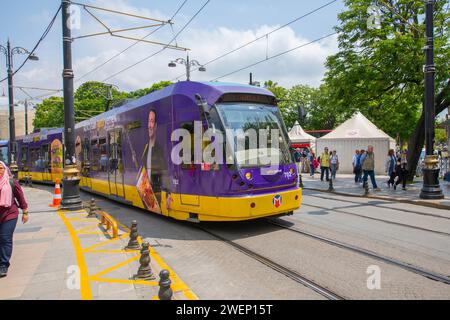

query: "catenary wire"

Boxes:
[101, 0, 210, 82]
[75, 0, 189, 83]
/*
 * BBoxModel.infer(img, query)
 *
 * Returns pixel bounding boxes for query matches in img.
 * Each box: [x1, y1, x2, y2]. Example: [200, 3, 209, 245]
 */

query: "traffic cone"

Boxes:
[49, 179, 62, 207]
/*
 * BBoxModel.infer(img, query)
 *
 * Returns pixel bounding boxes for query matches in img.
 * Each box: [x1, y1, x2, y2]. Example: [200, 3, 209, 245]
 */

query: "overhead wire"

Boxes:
[0, 5, 62, 84]
[171, 0, 339, 81]
[101, 0, 210, 82]
[75, 0, 189, 83]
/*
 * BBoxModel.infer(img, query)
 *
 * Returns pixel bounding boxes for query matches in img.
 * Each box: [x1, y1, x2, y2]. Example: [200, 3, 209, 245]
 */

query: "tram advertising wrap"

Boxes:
[16, 81, 302, 221]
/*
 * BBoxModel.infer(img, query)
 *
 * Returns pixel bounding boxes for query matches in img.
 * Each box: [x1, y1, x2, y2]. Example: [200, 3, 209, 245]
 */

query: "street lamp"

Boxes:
[0, 40, 39, 174]
[168, 53, 206, 81]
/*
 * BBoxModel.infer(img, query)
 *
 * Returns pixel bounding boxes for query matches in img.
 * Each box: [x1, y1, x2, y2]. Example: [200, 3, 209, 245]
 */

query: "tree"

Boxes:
[127, 81, 173, 99]
[33, 97, 65, 128]
[323, 0, 450, 179]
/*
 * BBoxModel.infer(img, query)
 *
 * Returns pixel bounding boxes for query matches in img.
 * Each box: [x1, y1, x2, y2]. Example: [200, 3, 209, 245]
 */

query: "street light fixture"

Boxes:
[168, 53, 206, 81]
[0, 40, 39, 173]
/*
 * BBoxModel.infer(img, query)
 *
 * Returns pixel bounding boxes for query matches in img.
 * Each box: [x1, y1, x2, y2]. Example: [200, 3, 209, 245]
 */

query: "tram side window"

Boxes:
[99, 138, 108, 172]
[90, 139, 99, 171]
[21, 146, 28, 162]
[42, 144, 50, 169]
[179, 122, 195, 169]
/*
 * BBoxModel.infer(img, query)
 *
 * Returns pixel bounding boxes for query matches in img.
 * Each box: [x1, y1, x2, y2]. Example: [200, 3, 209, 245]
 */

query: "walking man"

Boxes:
[352, 150, 361, 183]
[320, 147, 330, 182]
[361, 145, 380, 191]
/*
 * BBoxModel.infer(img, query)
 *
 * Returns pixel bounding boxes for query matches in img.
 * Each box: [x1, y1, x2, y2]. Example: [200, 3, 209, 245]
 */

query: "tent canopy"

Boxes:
[320, 112, 394, 140]
[288, 121, 316, 143]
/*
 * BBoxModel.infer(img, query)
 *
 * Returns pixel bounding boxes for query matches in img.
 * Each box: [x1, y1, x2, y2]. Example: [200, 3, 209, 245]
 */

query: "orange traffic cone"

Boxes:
[49, 179, 62, 207]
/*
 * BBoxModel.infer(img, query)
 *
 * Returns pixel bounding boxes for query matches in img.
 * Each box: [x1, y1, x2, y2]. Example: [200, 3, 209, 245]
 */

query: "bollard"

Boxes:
[28, 174, 33, 188]
[364, 180, 369, 196]
[298, 172, 304, 188]
[125, 220, 141, 250]
[328, 175, 334, 191]
[87, 198, 97, 218]
[158, 269, 173, 300]
[135, 242, 154, 281]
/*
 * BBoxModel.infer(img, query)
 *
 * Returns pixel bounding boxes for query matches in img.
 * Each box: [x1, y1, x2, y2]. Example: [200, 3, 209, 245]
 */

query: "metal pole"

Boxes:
[24, 99, 28, 135]
[61, 0, 82, 210]
[420, 0, 443, 199]
[6, 41, 15, 165]
[186, 53, 190, 81]
[249, 73, 253, 85]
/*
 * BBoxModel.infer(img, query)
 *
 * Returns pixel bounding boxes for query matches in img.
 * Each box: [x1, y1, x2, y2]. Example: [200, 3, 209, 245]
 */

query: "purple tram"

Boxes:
[0, 140, 9, 165]
[19, 81, 302, 221]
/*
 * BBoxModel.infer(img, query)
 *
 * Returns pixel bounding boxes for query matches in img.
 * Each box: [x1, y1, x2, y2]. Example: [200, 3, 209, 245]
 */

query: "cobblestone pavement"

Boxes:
[301, 173, 450, 209]
[0, 186, 195, 300]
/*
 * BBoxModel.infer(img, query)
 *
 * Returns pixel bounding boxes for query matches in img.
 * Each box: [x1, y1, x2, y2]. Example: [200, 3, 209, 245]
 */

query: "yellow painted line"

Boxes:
[82, 233, 129, 252]
[150, 295, 159, 300]
[89, 255, 140, 279]
[84, 249, 135, 254]
[58, 210, 92, 300]
[77, 230, 110, 236]
[90, 277, 158, 286]
[75, 224, 101, 233]
[150, 251, 199, 300]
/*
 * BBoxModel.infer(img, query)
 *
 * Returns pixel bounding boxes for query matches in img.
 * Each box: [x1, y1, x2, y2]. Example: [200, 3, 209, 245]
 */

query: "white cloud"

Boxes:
[12, 3, 338, 101]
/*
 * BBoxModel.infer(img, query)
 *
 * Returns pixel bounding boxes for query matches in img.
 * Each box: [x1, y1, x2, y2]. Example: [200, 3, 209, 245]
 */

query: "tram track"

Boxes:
[266, 218, 450, 285]
[195, 225, 345, 300]
[301, 202, 450, 237]
[306, 193, 450, 220]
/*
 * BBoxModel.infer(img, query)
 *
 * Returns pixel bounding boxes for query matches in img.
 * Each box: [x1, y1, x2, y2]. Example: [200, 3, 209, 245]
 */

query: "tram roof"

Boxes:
[76, 81, 275, 128]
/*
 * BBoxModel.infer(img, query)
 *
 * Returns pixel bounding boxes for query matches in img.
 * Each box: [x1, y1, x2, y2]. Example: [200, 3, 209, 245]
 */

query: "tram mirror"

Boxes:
[195, 93, 210, 115]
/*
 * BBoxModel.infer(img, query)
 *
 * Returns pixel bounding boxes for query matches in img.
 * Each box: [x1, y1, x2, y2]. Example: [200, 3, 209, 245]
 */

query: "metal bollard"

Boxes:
[364, 180, 369, 196]
[87, 198, 97, 218]
[298, 172, 304, 188]
[328, 175, 334, 191]
[125, 220, 141, 250]
[28, 174, 33, 187]
[158, 269, 173, 300]
[135, 242, 154, 281]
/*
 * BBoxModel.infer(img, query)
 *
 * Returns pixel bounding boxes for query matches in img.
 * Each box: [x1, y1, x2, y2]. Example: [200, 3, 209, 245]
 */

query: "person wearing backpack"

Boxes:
[0, 161, 29, 278]
[352, 150, 361, 183]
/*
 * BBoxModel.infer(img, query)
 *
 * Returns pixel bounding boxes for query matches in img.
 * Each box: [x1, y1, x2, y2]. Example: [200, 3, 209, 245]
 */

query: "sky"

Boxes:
[0, 0, 346, 102]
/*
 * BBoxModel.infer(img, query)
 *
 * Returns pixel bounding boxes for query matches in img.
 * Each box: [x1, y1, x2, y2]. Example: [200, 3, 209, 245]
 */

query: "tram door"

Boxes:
[42, 144, 51, 181]
[108, 129, 125, 198]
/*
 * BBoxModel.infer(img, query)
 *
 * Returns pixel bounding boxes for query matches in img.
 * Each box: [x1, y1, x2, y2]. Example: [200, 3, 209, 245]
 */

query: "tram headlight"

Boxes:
[245, 172, 253, 180]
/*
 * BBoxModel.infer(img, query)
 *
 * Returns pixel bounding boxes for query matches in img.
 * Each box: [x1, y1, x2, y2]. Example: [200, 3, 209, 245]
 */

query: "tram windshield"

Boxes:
[216, 103, 292, 168]
[0, 145, 8, 164]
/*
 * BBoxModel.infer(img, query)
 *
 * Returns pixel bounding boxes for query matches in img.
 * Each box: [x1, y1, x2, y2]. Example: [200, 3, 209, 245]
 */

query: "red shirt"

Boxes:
[0, 179, 28, 223]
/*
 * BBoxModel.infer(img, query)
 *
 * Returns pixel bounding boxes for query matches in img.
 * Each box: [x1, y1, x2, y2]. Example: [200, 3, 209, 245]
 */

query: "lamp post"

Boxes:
[0, 40, 39, 172]
[60, 0, 82, 210]
[168, 53, 206, 81]
[420, 0, 444, 199]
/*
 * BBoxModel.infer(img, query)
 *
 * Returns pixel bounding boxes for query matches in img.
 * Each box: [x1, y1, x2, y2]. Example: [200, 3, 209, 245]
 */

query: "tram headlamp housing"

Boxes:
[245, 172, 253, 180]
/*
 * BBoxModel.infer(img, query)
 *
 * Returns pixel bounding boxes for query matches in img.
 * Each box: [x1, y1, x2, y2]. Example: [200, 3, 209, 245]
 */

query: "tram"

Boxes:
[16, 81, 302, 221]
[0, 140, 9, 164]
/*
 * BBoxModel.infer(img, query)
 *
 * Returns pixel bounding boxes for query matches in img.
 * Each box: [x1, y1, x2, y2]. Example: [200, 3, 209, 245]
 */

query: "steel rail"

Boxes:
[266, 218, 450, 285]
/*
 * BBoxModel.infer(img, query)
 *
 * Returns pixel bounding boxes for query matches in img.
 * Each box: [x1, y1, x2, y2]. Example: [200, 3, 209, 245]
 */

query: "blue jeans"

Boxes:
[0, 218, 18, 269]
[310, 163, 315, 176]
[362, 170, 378, 189]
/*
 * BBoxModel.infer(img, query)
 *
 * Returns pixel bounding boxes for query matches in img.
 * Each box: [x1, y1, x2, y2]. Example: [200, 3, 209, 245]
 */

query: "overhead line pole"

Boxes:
[60, 0, 82, 210]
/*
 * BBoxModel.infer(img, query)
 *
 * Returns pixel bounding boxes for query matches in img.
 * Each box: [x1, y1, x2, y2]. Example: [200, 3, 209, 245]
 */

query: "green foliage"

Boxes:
[127, 81, 173, 99]
[33, 81, 174, 129]
[322, 0, 450, 141]
[32, 97, 64, 128]
[435, 128, 447, 144]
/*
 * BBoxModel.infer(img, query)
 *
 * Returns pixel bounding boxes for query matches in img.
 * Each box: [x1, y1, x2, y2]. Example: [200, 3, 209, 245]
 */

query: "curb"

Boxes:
[303, 187, 450, 210]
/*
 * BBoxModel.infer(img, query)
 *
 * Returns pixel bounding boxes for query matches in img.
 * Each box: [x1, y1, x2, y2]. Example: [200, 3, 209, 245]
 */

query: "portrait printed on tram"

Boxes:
[136, 109, 165, 213]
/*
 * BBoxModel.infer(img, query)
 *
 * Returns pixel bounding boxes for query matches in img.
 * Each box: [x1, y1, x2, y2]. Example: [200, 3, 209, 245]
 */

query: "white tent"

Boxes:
[316, 112, 396, 174]
[288, 121, 316, 152]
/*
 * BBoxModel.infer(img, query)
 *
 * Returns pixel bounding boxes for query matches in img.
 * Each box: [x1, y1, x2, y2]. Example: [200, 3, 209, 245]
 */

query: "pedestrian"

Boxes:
[352, 150, 361, 183]
[319, 147, 330, 182]
[360, 145, 380, 191]
[0, 161, 29, 278]
[359, 149, 366, 183]
[330, 150, 339, 180]
[385, 149, 397, 188]
[308, 151, 315, 177]
[293, 148, 302, 174]
[394, 150, 408, 190]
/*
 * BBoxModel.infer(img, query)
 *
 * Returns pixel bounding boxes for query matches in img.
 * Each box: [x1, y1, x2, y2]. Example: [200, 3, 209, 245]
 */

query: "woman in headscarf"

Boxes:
[0, 161, 28, 278]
